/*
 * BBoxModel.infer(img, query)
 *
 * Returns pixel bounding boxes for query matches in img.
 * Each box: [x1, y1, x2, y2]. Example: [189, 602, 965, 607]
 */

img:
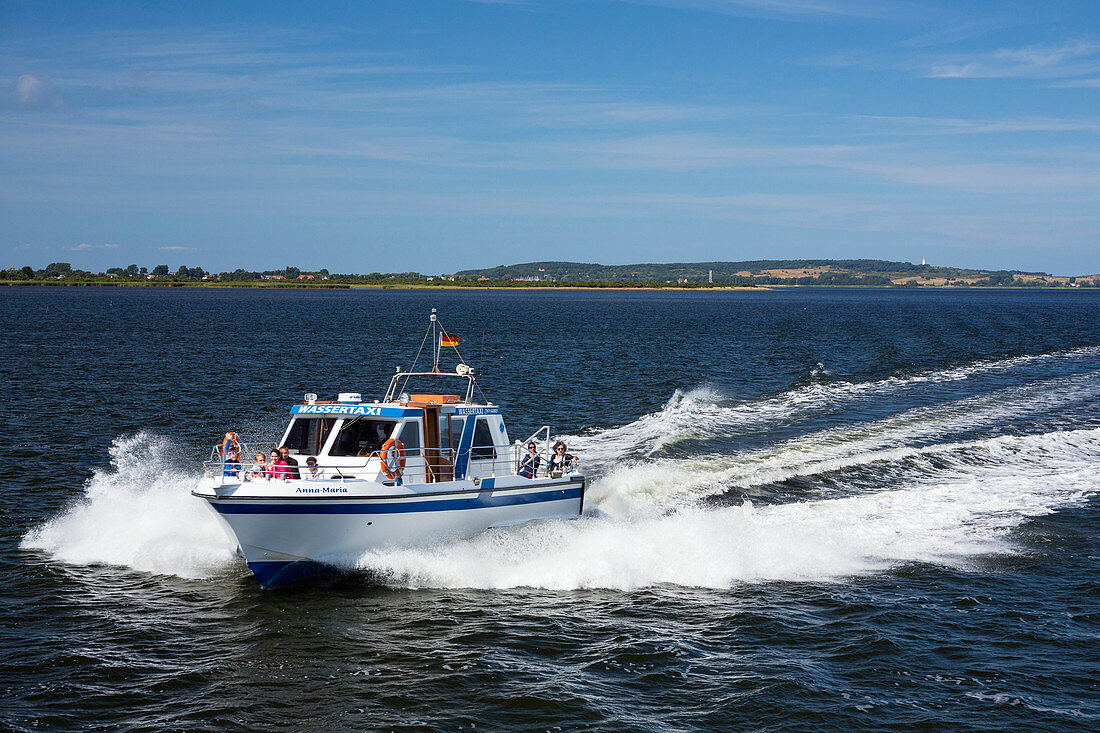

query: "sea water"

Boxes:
[2, 286, 1098, 730]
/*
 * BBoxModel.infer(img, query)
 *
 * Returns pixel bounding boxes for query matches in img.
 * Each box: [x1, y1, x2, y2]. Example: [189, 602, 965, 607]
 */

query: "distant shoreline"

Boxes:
[13, 258, 1097, 290]
[4, 280, 1096, 292]
[0, 279, 768, 291]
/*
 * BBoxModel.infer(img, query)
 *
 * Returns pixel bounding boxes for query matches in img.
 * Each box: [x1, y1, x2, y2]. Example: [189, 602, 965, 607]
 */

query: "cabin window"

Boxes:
[441, 416, 464, 453]
[471, 418, 497, 460]
[283, 418, 336, 455]
[398, 420, 421, 452]
[329, 419, 397, 457]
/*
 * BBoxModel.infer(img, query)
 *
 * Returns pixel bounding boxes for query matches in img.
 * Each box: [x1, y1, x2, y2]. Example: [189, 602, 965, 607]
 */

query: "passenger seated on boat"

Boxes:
[546, 441, 575, 477]
[222, 447, 242, 477]
[518, 442, 541, 478]
[269, 449, 290, 479]
[279, 445, 301, 479]
[250, 452, 268, 479]
[305, 456, 322, 480]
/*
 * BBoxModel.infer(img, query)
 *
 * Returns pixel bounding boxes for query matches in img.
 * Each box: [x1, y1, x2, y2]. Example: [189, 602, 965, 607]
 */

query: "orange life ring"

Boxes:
[221, 431, 242, 459]
[380, 438, 406, 480]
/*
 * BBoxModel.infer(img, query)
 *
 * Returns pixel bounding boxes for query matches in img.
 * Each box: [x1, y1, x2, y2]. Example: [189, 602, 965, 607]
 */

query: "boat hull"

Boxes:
[195, 476, 585, 587]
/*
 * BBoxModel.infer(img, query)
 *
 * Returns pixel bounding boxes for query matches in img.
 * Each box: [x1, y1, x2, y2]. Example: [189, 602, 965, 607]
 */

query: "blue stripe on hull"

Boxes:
[213, 486, 583, 515]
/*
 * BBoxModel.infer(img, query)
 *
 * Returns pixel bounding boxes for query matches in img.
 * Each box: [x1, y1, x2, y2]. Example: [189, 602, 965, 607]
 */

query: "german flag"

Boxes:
[440, 334, 460, 347]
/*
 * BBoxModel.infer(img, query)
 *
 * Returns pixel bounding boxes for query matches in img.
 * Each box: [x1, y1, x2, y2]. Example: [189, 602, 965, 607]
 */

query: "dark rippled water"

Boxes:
[3, 286, 1099, 731]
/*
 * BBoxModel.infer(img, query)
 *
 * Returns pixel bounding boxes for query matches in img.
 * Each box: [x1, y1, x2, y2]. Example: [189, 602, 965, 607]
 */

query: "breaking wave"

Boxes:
[20, 433, 238, 579]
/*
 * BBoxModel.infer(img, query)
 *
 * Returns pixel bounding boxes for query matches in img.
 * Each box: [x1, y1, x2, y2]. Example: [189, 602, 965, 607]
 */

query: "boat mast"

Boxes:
[430, 308, 440, 373]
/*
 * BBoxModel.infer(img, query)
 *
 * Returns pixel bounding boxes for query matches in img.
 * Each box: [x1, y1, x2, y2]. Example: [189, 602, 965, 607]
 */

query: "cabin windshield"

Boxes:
[329, 418, 398, 457]
[282, 418, 336, 455]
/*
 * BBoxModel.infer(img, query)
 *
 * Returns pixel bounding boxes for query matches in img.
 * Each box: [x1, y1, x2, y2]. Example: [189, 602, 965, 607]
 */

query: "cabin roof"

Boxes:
[288, 401, 500, 418]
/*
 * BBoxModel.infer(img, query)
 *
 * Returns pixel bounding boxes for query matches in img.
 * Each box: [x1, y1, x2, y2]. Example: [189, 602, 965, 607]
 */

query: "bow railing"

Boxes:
[203, 440, 576, 482]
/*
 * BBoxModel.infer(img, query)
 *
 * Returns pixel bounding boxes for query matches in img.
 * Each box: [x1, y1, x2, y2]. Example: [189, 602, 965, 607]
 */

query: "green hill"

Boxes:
[454, 259, 1091, 287]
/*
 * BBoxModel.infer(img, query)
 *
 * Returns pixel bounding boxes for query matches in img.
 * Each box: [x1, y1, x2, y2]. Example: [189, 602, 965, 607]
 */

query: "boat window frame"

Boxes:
[326, 416, 400, 458]
[441, 415, 464, 453]
[470, 417, 497, 461]
[398, 419, 422, 452]
[281, 417, 337, 457]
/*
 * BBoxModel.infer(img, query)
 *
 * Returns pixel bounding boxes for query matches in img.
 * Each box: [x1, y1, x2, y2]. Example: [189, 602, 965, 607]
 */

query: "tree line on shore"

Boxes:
[3, 259, 1097, 288]
[1, 262, 418, 282]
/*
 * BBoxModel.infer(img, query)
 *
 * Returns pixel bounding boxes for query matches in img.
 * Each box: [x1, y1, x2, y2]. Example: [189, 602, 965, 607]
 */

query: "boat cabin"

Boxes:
[277, 388, 511, 484]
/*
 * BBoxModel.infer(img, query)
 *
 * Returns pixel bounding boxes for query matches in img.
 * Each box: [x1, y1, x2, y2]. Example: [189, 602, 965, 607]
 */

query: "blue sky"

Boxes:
[2, 0, 1099, 274]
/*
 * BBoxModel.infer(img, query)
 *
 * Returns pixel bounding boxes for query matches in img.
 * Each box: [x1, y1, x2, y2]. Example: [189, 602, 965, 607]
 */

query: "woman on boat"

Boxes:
[546, 441, 574, 477]
[518, 442, 541, 478]
[269, 449, 290, 479]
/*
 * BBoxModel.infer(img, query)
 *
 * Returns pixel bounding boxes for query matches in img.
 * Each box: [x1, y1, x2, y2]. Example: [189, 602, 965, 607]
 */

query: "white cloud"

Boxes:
[847, 114, 1100, 136]
[621, 0, 891, 19]
[158, 245, 196, 251]
[1052, 77, 1100, 88]
[15, 74, 62, 109]
[67, 242, 119, 251]
[926, 41, 1100, 79]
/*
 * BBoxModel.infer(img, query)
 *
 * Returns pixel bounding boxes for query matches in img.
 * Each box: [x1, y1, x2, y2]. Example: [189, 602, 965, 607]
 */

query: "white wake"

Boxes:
[356, 428, 1098, 589]
[568, 345, 1100, 462]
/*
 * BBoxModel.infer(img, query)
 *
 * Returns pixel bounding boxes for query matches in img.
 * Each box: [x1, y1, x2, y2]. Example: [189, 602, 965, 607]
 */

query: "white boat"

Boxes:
[192, 310, 585, 587]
